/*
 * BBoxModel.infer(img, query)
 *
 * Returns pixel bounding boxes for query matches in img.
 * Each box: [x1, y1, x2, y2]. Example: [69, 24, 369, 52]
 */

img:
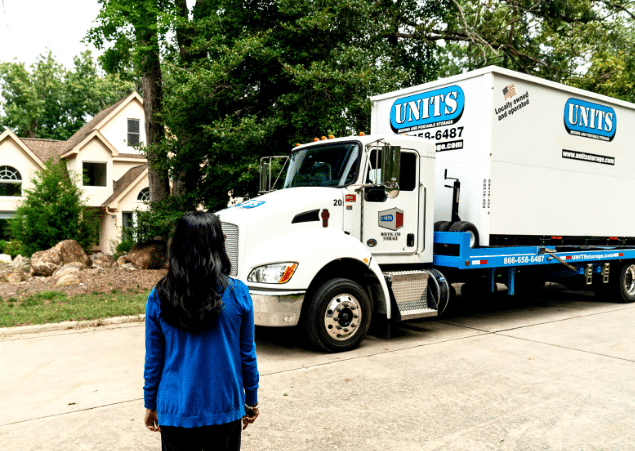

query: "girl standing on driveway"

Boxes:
[143, 211, 259, 451]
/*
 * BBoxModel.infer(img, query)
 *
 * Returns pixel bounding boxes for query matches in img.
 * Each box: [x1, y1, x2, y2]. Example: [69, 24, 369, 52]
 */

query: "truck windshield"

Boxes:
[283, 142, 361, 188]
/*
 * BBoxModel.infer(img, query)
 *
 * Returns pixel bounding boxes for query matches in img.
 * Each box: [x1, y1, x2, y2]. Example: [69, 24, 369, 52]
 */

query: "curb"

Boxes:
[0, 314, 146, 338]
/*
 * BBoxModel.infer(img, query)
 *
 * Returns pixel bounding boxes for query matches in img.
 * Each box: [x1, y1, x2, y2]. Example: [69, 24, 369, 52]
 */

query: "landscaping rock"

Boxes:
[92, 252, 116, 269]
[6, 270, 26, 284]
[121, 263, 137, 271]
[0, 254, 12, 264]
[30, 240, 91, 277]
[125, 241, 167, 270]
[55, 240, 92, 267]
[52, 262, 85, 280]
[117, 256, 127, 267]
[10, 255, 29, 270]
[30, 248, 64, 277]
[56, 273, 81, 286]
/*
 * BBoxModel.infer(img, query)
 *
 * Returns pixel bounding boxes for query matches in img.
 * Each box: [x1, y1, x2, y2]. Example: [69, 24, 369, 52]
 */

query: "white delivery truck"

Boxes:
[217, 66, 635, 352]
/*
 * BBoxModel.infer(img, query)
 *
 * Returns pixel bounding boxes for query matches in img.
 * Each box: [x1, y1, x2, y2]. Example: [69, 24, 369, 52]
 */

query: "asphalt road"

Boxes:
[1, 284, 635, 450]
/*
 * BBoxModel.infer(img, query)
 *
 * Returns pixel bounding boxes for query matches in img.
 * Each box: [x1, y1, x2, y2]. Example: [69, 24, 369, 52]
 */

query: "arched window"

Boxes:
[0, 166, 22, 197]
[137, 187, 150, 202]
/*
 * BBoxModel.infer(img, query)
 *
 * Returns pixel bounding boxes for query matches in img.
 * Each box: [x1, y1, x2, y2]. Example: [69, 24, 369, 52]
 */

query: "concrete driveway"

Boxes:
[1, 284, 634, 450]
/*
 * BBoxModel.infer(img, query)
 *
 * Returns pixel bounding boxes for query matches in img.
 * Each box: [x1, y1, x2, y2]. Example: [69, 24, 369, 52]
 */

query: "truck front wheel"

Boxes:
[303, 278, 372, 352]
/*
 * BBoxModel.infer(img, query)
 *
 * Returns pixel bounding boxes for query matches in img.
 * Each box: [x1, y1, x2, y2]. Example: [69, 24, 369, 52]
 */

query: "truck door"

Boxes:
[362, 148, 420, 255]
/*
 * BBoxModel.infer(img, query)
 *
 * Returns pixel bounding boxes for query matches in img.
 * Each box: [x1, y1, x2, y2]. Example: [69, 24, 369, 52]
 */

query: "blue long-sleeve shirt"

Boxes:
[143, 278, 259, 427]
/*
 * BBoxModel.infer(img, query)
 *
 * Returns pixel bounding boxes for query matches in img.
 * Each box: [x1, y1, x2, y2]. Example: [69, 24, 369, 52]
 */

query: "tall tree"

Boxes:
[0, 51, 134, 140]
[88, 0, 635, 214]
[88, 0, 170, 203]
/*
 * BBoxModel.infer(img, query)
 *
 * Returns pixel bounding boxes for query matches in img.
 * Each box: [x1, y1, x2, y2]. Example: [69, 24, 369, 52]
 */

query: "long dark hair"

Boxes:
[157, 211, 231, 333]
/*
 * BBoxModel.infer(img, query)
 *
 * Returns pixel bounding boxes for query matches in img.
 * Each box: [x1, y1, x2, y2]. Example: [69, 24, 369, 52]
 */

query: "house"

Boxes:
[0, 92, 149, 253]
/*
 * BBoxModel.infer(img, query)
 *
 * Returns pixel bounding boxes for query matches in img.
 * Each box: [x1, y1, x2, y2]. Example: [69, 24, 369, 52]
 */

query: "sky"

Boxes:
[0, 0, 102, 69]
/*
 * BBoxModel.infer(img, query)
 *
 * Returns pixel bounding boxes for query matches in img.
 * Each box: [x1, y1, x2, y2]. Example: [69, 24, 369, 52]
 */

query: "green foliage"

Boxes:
[0, 240, 24, 258]
[134, 197, 187, 243]
[9, 160, 99, 255]
[109, 230, 135, 259]
[0, 50, 135, 140]
[88, 0, 634, 211]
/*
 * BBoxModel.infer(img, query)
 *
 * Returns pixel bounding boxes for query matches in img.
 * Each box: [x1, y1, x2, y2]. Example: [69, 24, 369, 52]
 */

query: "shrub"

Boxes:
[134, 197, 187, 243]
[0, 240, 25, 258]
[10, 159, 99, 255]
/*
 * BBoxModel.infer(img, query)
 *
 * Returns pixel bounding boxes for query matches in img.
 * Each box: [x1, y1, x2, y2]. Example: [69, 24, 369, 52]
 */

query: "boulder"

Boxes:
[92, 252, 116, 268]
[5, 270, 25, 284]
[10, 255, 29, 269]
[56, 273, 81, 286]
[125, 241, 167, 269]
[30, 248, 64, 277]
[0, 254, 11, 264]
[30, 240, 90, 277]
[120, 263, 137, 271]
[52, 262, 85, 280]
[54, 240, 92, 267]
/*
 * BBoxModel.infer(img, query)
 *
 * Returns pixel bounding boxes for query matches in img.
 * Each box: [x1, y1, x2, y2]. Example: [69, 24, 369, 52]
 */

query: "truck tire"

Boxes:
[434, 221, 451, 231]
[449, 221, 479, 248]
[598, 262, 635, 303]
[303, 278, 372, 352]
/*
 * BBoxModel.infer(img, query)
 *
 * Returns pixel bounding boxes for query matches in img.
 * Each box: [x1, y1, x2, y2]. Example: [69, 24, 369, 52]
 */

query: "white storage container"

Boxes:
[370, 66, 635, 246]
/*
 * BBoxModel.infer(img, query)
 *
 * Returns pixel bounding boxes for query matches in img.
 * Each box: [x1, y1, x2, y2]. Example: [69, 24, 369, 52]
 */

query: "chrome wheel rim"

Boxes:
[324, 294, 362, 341]
[625, 265, 635, 296]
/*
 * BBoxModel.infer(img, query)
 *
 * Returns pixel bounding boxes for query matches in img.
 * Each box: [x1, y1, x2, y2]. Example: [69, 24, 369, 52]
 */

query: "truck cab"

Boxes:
[216, 134, 440, 352]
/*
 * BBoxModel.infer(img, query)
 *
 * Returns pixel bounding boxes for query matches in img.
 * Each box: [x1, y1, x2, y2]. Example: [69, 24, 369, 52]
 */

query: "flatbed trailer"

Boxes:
[433, 231, 635, 299]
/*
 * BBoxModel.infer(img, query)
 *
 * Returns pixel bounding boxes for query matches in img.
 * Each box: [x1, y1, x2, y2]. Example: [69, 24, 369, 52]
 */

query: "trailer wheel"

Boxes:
[603, 262, 635, 303]
[434, 221, 451, 231]
[449, 221, 479, 248]
[303, 278, 372, 352]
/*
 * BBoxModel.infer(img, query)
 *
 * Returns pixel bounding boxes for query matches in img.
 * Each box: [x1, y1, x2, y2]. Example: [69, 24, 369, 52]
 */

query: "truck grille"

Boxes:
[221, 222, 239, 277]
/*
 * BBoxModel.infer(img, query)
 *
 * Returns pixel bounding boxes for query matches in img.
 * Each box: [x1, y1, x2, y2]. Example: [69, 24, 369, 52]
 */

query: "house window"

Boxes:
[122, 211, 135, 241]
[128, 119, 140, 146]
[0, 166, 22, 197]
[83, 162, 107, 187]
[122, 212, 135, 229]
[137, 187, 150, 202]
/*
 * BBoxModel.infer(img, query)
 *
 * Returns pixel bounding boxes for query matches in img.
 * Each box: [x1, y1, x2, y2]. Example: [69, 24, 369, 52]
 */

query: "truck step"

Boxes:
[384, 270, 438, 321]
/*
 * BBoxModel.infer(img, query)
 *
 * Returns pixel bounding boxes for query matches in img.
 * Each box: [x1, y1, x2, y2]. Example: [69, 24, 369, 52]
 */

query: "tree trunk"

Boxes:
[138, 12, 170, 204]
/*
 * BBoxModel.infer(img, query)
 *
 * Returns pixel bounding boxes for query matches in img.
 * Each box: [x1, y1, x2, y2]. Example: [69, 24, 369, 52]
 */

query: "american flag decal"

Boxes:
[503, 84, 516, 100]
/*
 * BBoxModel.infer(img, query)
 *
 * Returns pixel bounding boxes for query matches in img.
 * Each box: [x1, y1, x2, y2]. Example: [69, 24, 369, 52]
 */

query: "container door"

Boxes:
[362, 148, 420, 255]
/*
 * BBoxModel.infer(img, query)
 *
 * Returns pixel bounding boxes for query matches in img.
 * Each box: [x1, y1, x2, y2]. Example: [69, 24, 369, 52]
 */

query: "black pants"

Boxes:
[160, 420, 242, 451]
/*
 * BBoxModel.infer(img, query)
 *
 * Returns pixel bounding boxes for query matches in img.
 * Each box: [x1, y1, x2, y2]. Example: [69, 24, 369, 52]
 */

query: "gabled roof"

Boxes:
[0, 129, 47, 169]
[102, 164, 148, 209]
[60, 130, 120, 159]
[21, 138, 68, 164]
[61, 91, 143, 157]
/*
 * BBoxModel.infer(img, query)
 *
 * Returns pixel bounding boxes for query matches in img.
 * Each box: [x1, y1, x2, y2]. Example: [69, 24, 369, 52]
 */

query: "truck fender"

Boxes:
[243, 229, 391, 316]
[367, 257, 392, 319]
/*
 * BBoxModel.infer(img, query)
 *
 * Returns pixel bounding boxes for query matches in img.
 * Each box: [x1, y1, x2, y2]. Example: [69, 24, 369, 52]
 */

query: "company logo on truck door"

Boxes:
[390, 85, 465, 133]
[378, 207, 404, 231]
[564, 98, 616, 142]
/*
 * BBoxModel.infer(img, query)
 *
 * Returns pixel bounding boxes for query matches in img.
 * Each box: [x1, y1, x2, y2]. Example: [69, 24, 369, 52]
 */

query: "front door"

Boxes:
[362, 148, 420, 255]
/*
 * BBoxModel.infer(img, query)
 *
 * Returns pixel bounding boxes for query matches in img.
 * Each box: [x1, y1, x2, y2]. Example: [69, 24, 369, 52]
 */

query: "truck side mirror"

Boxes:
[381, 145, 401, 199]
[259, 158, 271, 194]
[259, 156, 289, 194]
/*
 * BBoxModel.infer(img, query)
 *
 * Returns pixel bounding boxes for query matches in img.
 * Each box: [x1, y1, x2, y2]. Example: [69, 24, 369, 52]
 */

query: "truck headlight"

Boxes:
[247, 263, 298, 284]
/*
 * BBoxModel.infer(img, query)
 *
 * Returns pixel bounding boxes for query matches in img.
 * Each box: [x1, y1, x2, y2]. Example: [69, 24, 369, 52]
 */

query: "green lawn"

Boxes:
[0, 288, 150, 328]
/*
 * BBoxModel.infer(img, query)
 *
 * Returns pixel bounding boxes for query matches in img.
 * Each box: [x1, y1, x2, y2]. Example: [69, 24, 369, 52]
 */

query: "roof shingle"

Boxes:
[102, 164, 147, 207]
